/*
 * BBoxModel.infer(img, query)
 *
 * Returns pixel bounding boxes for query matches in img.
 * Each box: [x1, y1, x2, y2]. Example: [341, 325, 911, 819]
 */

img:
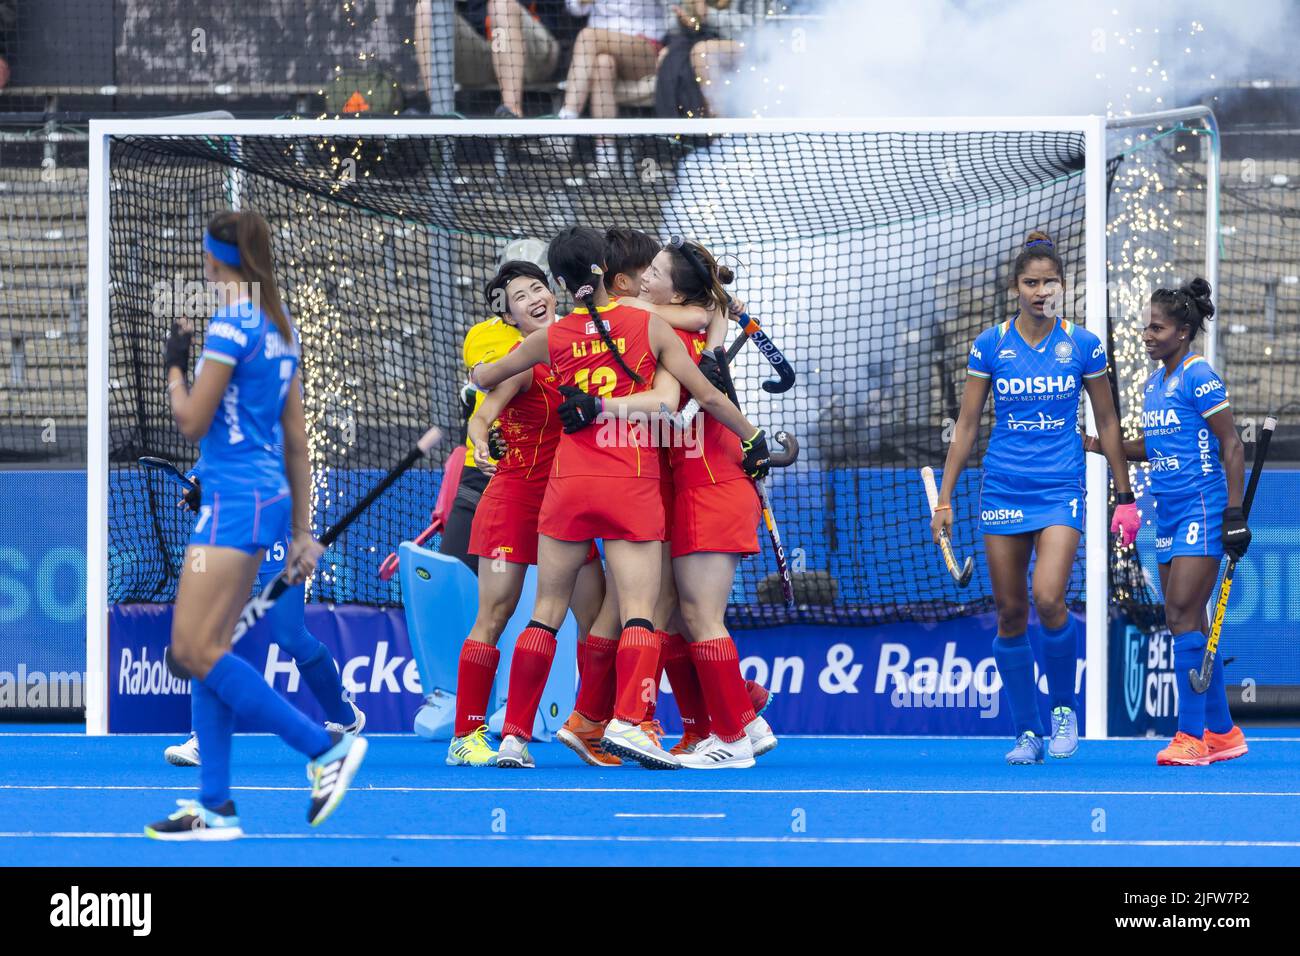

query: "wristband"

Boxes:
[1115, 491, 1135, 505]
[933, 505, 952, 513]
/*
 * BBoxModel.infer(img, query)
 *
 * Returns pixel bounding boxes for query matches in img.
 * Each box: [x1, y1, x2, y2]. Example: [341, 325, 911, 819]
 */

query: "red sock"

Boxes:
[453, 639, 500, 737]
[663, 633, 711, 737]
[690, 636, 757, 743]
[645, 631, 670, 720]
[577, 636, 588, 681]
[575, 634, 617, 722]
[501, 625, 557, 740]
[614, 623, 660, 723]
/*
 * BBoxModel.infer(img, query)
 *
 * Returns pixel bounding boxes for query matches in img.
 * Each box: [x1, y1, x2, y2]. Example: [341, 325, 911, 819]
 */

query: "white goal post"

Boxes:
[86, 115, 1113, 736]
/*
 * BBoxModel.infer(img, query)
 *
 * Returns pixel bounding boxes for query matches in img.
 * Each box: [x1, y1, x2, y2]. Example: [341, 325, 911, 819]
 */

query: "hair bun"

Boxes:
[717, 265, 735, 285]
[1024, 229, 1054, 249]
[1182, 277, 1215, 319]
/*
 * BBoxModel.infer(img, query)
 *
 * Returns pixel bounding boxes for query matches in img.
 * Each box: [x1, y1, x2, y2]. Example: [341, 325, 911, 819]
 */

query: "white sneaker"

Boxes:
[746, 715, 778, 758]
[164, 733, 200, 767]
[325, 700, 366, 736]
[496, 734, 535, 769]
[678, 733, 756, 770]
[600, 718, 680, 770]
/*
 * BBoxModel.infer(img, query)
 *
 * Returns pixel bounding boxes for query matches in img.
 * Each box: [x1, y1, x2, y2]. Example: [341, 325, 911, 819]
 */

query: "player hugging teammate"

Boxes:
[470, 225, 775, 769]
[1086, 279, 1251, 766]
[933, 231, 1138, 765]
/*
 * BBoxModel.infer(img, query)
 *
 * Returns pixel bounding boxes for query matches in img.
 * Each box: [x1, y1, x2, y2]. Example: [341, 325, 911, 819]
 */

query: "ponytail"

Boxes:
[664, 236, 733, 313]
[578, 281, 643, 385]
[548, 225, 642, 385]
[206, 210, 293, 344]
[1152, 277, 1215, 342]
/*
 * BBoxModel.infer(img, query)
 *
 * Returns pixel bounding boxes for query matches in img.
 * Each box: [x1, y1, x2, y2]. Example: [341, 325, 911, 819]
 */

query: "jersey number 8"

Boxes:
[575, 366, 617, 398]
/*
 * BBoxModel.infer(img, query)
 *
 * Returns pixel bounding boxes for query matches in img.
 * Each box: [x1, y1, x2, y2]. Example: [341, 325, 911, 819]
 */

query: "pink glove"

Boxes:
[1111, 500, 1140, 547]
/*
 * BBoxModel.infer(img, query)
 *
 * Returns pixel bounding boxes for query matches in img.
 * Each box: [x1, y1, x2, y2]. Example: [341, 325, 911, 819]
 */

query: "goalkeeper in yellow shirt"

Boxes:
[439, 240, 545, 572]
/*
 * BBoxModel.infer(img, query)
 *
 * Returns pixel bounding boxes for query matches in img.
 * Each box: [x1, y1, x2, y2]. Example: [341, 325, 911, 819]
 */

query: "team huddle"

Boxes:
[144, 212, 1253, 840]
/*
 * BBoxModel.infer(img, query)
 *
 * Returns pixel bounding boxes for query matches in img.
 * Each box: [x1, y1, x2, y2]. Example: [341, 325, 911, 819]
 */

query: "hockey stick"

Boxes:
[667, 327, 751, 429]
[920, 466, 974, 587]
[734, 312, 795, 394]
[1190, 414, 1276, 693]
[166, 425, 444, 679]
[138, 455, 197, 491]
[712, 346, 799, 608]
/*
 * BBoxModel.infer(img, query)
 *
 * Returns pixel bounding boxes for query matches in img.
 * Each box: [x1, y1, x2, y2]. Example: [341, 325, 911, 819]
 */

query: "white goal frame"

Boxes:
[86, 115, 1110, 736]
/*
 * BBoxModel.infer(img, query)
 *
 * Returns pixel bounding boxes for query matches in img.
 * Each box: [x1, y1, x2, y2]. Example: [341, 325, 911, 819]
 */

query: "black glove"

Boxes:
[180, 476, 202, 514]
[557, 385, 603, 434]
[487, 423, 508, 460]
[1222, 506, 1251, 560]
[741, 428, 771, 481]
[697, 350, 728, 392]
[164, 321, 193, 374]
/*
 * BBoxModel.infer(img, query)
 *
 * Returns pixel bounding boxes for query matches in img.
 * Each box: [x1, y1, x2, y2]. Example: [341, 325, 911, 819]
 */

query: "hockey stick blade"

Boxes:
[921, 466, 974, 588]
[138, 455, 197, 491]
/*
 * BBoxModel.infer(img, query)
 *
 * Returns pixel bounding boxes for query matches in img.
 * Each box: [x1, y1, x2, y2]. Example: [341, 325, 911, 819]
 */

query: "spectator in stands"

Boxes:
[656, 1, 758, 118]
[417, 0, 580, 118]
[557, 0, 669, 170]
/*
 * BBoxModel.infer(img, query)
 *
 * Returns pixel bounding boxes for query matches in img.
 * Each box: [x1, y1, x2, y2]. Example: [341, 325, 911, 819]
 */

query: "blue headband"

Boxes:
[204, 232, 242, 267]
[1025, 238, 1054, 249]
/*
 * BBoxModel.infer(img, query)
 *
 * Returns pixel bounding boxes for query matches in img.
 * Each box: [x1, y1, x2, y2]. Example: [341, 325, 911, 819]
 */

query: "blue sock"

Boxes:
[203, 653, 332, 758]
[1039, 616, 1078, 710]
[1205, 653, 1234, 734]
[264, 582, 354, 726]
[1173, 631, 1208, 737]
[193, 678, 234, 810]
[993, 633, 1044, 736]
[295, 640, 354, 726]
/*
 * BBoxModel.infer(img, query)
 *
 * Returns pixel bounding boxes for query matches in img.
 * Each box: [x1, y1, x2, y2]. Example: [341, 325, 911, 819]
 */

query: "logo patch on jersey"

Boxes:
[1148, 452, 1181, 473]
[994, 375, 1076, 397]
[1091, 343, 1106, 359]
[1054, 341, 1073, 364]
[970, 345, 982, 360]
[1165, 375, 1181, 397]
[584, 321, 597, 335]
[1006, 411, 1067, 431]
[998, 348, 1017, 359]
[1194, 380, 1224, 398]
[208, 321, 249, 348]
[1141, 408, 1181, 429]
[982, 508, 1025, 522]
[1155, 536, 1174, 550]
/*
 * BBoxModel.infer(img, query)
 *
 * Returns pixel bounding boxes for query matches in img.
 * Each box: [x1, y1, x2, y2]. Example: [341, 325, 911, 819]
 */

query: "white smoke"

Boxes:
[724, 0, 1295, 119]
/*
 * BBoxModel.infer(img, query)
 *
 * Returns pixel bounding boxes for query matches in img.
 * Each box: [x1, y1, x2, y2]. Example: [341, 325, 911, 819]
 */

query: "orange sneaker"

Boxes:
[556, 711, 622, 767]
[1203, 725, 1248, 764]
[1156, 731, 1210, 766]
[670, 731, 710, 756]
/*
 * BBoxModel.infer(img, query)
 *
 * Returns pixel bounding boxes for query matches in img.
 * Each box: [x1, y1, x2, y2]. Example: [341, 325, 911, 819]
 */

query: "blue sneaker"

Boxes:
[1048, 706, 1079, 758]
[1005, 731, 1045, 765]
[307, 732, 368, 827]
[144, 799, 242, 841]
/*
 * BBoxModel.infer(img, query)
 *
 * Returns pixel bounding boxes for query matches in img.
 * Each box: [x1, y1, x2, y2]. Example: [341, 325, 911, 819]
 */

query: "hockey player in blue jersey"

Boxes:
[144, 210, 367, 840]
[1086, 278, 1249, 766]
[162, 468, 365, 769]
[933, 231, 1139, 764]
